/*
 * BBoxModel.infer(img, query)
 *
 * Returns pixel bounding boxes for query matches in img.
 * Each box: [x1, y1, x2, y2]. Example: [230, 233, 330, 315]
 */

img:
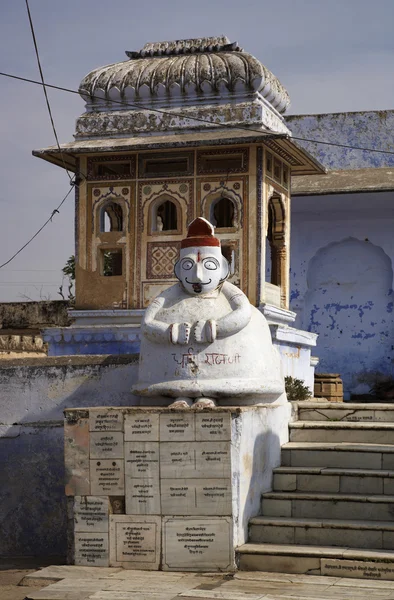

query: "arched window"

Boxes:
[211, 197, 235, 228]
[100, 201, 123, 232]
[152, 199, 178, 232]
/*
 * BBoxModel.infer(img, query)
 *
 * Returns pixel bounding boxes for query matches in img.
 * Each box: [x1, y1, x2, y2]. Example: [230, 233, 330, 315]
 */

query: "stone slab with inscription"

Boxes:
[125, 442, 160, 479]
[195, 412, 231, 441]
[321, 559, 394, 580]
[126, 479, 161, 515]
[160, 441, 231, 479]
[163, 516, 233, 571]
[89, 409, 124, 432]
[90, 459, 125, 495]
[74, 496, 109, 532]
[124, 413, 159, 442]
[74, 532, 109, 567]
[109, 515, 161, 570]
[90, 432, 124, 459]
[159, 413, 195, 442]
[161, 478, 232, 516]
[64, 417, 90, 496]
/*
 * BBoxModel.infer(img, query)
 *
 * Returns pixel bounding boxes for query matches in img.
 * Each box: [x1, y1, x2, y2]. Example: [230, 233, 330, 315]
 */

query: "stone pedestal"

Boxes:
[64, 403, 290, 571]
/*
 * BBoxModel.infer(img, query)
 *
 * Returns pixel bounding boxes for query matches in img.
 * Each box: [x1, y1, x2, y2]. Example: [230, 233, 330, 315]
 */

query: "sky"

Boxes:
[1, 0, 394, 302]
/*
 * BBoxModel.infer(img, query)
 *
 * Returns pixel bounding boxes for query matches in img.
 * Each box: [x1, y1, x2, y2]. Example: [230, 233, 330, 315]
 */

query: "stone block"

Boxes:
[273, 473, 297, 492]
[160, 478, 232, 516]
[340, 475, 383, 495]
[295, 526, 382, 549]
[125, 479, 161, 515]
[125, 442, 160, 479]
[74, 532, 109, 567]
[261, 498, 292, 517]
[321, 558, 394, 580]
[90, 432, 124, 459]
[159, 413, 195, 442]
[160, 441, 231, 479]
[195, 412, 231, 441]
[64, 418, 90, 496]
[297, 474, 340, 493]
[124, 413, 159, 442]
[249, 524, 295, 544]
[89, 409, 124, 432]
[90, 459, 125, 495]
[109, 515, 161, 570]
[162, 516, 233, 571]
[73, 496, 109, 533]
[238, 553, 320, 574]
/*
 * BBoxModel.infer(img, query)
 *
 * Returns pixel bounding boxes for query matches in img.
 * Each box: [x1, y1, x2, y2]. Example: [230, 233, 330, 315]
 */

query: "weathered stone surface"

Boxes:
[160, 478, 232, 516]
[125, 442, 160, 478]
[90, 432, 124, 459]
[124, 414, 159, 442]
[195, 412, 231, 441]
[90, 459, 125, 495]
[109, 515, 161, 569]
[159, 413, 195, 442]
[73, 496, 109, 532]
[125, 479, 161, 515]
[64, 418, 90, 496]
[74, 532, 109, 567]
[160, 442, 231, 478]
[89, 409, 124, 432]
[321, 558, 394, 580]
[163, 517, 233, 571]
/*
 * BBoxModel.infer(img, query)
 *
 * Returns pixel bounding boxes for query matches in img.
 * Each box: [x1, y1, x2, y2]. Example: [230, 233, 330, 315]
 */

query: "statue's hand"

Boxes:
[193, 319, 217, 343]
[169, 322, 191, 345]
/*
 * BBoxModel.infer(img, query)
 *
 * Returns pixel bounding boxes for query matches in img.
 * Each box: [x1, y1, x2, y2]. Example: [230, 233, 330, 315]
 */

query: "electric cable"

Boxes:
[1, 70, 394, 158]
[24, 0, 73, 182]
[0, 184, 74, 270]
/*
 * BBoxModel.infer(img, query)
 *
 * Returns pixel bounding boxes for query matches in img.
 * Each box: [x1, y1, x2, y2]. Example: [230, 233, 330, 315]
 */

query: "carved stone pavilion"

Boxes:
[35, 36, 324, 389]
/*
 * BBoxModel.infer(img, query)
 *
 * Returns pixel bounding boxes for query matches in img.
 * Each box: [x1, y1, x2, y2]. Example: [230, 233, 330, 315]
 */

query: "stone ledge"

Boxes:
[0, 353, 139, 368]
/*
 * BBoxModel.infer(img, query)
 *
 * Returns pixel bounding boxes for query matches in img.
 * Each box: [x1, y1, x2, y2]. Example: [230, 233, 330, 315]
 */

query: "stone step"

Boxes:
[281, 442, 394, 469]
[293, 401, 394, 423]
[273, 466, 394, 495]
[249, 516, 394, 549]
[261, 491, 394, 521]
[236, 543, 394, 579]
[289, 421, 394, 444]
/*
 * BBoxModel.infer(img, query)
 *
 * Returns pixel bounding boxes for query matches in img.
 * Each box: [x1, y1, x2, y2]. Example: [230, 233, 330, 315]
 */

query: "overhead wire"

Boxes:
[0, 185, 74, 270]
[1, 70, 394, 157]
[24, 0, 74, 182]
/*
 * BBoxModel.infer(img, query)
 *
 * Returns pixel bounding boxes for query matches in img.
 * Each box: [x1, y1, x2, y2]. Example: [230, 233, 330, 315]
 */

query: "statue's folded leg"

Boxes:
[193, 397, 217, 408]
[168, 397, 193, 409]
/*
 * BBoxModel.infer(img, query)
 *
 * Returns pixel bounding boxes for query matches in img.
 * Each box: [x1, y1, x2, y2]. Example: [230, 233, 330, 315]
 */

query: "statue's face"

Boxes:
[175, 246, 228, 296]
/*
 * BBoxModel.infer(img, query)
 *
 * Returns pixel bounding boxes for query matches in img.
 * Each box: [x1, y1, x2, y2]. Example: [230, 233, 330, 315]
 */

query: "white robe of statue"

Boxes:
[133, 218, 285, 407]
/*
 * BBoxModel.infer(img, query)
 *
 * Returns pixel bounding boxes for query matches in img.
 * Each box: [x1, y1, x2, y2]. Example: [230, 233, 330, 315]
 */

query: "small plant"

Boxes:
[59, 255, 75, 303]
[285, 376, 312, 401]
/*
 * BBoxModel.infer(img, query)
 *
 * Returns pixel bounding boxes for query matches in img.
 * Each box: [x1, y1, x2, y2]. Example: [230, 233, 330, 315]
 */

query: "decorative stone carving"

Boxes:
[133, 218, 285, 406]
[79, 37, 290, 115]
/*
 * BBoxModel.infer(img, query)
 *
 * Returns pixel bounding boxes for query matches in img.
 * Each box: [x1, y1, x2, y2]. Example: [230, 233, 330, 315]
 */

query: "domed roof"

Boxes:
[79, 36, 290, 114]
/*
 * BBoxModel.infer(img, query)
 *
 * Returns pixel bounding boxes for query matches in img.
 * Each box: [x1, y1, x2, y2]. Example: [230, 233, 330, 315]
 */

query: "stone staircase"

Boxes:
[237, 401, 394, 580]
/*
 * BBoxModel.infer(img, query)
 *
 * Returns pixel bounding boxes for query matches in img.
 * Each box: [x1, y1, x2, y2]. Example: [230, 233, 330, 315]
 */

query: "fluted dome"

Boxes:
[79, 36, 290, 114]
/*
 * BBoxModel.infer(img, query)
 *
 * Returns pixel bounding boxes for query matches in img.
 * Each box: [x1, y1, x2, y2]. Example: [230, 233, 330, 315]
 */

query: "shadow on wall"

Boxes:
[302, 237, 394, 397]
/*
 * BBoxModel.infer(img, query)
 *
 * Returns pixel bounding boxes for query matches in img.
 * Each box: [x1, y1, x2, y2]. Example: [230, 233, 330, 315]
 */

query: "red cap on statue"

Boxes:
[181, 217, 220, 249]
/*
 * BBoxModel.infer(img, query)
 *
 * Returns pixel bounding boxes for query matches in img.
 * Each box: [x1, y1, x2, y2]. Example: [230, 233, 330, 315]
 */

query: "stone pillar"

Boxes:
[64, 403, 290, 571]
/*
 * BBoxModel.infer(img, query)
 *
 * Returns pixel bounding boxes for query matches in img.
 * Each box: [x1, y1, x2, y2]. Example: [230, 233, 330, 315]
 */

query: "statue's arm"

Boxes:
[142, 297, 190, 345]
[216, 283, 252, 338]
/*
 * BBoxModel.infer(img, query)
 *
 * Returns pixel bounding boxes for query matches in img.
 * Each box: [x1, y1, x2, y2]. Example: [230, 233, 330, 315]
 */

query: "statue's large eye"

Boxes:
[203, 258, 219, 271]
[181, 258, 194, 271]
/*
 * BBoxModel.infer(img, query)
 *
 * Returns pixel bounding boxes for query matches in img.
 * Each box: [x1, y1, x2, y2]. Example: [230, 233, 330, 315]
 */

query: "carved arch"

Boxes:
[95, 196, 127, 234]
[266, 187, 288, 308]
[201, 187, 242, 230]
[149, 194, 182, 234]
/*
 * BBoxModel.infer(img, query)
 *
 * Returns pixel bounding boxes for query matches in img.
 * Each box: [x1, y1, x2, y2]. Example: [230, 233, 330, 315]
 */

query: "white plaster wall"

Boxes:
[291, 192, 394, 398]
[231, 401, 290, 548]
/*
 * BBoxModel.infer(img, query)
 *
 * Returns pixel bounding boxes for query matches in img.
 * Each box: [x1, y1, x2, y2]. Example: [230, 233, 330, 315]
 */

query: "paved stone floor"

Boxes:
[3, 564, 394, 600]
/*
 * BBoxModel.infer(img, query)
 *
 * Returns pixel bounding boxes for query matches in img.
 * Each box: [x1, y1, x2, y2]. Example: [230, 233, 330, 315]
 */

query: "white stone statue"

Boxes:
[134, 218, 285, 408]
